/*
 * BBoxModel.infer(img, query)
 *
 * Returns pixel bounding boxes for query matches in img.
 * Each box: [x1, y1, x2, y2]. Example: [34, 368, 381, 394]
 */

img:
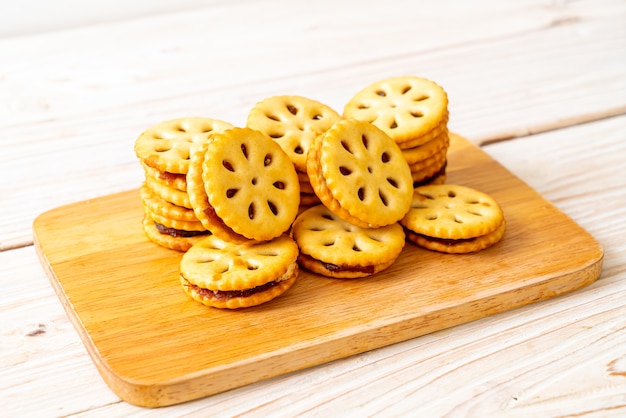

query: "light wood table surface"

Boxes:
[1, 1, 625, 416]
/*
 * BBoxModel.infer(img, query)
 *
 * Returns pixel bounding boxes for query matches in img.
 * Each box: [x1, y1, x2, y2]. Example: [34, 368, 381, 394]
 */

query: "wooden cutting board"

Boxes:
[33, 134, 603, 408]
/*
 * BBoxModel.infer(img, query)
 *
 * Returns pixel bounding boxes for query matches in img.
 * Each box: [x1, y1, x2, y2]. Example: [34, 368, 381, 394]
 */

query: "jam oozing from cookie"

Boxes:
[157, 170, 186, 183]
[154, 222, 210, 238]
[420, 234, 477, 246]
[202, 204, 242, 238]
[405, 228, 478, 246]
[299, 254, 375, 274]
[321, 261, 375, 274]
[186, 280, 280, 301]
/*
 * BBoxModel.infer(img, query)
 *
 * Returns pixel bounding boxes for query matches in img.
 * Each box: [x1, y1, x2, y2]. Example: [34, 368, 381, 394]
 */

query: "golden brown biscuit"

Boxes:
[406, 219, 506, 253]
[401, 184, 505, 241]
[140, 160, 188, 192]
[343, 76, 448, 147]
[410, 159, 448, 186]
[145, 175, 192, 209]
[186, 142, 250, 244]
[306, 119, 413, 228]
[395, 112, 449, 150]
[141, 215, 208, 252]
[407, 147, 447, 173]
[291, 205, 405, 278]
[202, 127, 300, 242]
[401, 131, 449, 165]
[140, 183, 198, 222]
[180, 234, 299, 309]
[144, 207, 207, 232]
[134, 117, 233, 174]
[247, 96, 342, 172]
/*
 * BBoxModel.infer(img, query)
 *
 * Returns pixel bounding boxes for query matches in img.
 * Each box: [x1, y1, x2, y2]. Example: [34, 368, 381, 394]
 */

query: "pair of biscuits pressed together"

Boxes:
[400, 184, 506, 254]
[133, 75, 506, 309]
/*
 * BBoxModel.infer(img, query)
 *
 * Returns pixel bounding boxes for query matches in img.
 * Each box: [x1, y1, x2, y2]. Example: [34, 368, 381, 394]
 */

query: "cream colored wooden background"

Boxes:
[0, 0, 213, 37]
[1, 0, 625, 416]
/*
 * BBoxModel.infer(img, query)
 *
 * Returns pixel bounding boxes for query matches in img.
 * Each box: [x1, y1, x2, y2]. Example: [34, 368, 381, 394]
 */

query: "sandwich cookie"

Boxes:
[306, 118, 413, 228]
[400, 184, 506, 253]
[291, 205, 406, 278]
[180, 234, 299, 309]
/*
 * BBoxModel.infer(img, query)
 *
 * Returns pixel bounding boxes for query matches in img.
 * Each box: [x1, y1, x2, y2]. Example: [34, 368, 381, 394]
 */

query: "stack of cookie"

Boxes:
[134, 117, 233, 251]
[247, 95, 342, 211]
[292, 205, 407, 279]
[343, 76, 450, 187]
[400, 184, 506, 254]
[180, 234, 300, 309]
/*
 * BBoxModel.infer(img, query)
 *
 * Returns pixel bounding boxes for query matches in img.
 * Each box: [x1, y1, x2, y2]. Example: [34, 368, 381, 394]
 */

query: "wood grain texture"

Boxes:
[0, 246, 120, 417]
[3, 118, 623, 417]
[2, 0, 625, 415]
[32, 134, 603, 407]
[1, 0, 625, 251]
